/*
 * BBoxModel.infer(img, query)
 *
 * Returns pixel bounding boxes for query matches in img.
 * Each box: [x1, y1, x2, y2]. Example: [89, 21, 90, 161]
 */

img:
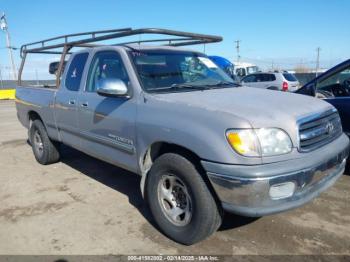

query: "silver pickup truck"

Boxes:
[15, 28, 349, 245]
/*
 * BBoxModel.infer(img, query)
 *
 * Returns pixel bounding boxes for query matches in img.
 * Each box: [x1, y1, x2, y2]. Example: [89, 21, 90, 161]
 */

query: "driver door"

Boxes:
[77, 50, 138, 172]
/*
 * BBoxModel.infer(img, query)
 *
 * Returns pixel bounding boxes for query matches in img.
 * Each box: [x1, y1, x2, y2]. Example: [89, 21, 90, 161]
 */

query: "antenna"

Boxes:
[0, 13, 17, 80]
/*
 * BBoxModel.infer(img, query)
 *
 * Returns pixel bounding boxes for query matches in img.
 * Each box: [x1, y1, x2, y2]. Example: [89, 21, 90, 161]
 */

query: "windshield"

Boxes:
[129, 50, 235, 92]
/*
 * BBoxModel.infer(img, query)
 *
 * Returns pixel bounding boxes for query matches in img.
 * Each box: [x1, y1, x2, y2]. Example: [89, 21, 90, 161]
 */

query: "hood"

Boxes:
[151, 87, 334, 144]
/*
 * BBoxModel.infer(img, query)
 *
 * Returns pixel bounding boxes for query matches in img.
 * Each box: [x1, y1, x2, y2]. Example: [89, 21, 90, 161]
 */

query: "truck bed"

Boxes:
[15, 85, 60, 141]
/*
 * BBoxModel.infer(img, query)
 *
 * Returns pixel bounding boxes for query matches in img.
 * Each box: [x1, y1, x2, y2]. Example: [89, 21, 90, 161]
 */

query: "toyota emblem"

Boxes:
[326, 122, 335, 134]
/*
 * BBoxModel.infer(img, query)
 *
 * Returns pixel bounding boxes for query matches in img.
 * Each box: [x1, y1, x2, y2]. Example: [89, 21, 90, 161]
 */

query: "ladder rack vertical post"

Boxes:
[56, 45, 71, 87]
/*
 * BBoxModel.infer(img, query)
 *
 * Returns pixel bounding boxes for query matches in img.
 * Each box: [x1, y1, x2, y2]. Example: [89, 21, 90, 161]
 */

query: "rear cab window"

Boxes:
[65, 53, 89, 91]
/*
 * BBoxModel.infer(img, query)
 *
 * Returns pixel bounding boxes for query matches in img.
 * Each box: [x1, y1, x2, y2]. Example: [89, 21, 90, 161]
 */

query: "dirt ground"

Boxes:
[0, 100, 349, 255]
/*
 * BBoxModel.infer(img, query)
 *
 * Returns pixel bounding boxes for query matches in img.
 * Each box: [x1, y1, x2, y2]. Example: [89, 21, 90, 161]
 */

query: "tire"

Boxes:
[29, 119, 60, 165]
[146, 153, 222, 245]
[267, 86, 279, 91]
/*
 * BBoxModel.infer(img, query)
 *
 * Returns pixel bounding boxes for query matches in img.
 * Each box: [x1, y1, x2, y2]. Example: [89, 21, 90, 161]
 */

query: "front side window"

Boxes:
[86, 51, 129, 92]
[65, 53, 89, 91]
[130, 50, 235, 92]
[242, 74, 256, 83]
[316, 66, 350, 97]
[255, 74, 264, 82]
[259, 74, 275, 82]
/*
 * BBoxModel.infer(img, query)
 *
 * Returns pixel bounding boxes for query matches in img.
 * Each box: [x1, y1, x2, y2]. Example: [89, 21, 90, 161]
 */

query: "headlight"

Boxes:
[226, 128, 292, 157]
[226, 129, 260, 157]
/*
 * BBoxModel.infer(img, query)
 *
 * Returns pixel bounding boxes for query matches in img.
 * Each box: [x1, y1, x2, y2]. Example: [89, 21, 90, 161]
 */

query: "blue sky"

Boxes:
[0, 0, 349, 79]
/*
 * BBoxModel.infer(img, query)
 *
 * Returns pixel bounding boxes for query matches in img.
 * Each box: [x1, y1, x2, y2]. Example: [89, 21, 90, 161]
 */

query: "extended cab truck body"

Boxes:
[16, 28, 349, 245]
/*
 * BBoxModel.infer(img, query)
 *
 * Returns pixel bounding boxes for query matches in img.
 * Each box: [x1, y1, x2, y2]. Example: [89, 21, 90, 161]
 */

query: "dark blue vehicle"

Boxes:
[208, 56, 240, 83]
[297, 59, 350, 136]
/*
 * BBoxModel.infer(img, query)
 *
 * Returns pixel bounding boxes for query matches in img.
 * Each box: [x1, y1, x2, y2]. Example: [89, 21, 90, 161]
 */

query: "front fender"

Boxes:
[136, 94, 263, 167]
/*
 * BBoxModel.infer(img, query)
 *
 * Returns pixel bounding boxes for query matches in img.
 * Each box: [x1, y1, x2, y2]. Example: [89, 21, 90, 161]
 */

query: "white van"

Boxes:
[234, 62, 259, 78]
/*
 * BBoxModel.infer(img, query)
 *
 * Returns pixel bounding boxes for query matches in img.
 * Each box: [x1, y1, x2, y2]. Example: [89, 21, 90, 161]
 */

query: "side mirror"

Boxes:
[49, 61, 66, 75]
[97, 78, 129, 97]
[295, 82, 316, 97]
[49, 62, 60, 75]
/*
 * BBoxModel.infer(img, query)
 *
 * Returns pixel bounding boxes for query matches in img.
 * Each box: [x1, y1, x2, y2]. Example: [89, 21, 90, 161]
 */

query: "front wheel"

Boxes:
[146, 153, 222, 245]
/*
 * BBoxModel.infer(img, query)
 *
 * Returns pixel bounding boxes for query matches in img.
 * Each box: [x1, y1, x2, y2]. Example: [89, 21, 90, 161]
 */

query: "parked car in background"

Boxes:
[297, 59, 350, 136]
[241, 71, 300, 92]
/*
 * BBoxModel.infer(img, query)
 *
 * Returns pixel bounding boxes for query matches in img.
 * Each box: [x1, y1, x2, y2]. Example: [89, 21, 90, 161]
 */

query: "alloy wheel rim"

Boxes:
[33, 130, 44, 158]
[157, 174, 192, 227]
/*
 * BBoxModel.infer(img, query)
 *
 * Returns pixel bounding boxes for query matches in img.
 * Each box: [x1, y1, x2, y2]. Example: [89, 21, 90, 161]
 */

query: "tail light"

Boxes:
[282, 81, 288, 91]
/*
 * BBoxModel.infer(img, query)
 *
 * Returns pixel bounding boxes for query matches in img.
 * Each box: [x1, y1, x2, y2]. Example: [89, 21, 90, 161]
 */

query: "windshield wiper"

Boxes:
[146, 82, 237, 93]
[170, 83, 207, 90]
[146, 83, 207, 92]
[204, 81, 239, 88]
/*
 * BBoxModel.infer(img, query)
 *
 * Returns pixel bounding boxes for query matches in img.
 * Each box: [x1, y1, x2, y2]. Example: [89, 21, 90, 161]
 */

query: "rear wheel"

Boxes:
[146, 153, 222, 245]
[29, 119, 60, 165]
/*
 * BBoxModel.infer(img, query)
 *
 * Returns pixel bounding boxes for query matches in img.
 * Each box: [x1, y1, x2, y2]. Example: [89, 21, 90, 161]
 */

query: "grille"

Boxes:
[298, 109, 342, 152]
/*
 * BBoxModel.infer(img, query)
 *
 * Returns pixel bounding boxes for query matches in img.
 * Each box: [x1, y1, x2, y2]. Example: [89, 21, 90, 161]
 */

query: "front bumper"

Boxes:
[202, 134, 349, 217]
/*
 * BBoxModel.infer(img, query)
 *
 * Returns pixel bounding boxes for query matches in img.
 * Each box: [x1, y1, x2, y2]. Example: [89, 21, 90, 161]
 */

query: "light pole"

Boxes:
[1, 13, 17, 80]
[315, 47, 321, 77]
[234, 40, 241, 63]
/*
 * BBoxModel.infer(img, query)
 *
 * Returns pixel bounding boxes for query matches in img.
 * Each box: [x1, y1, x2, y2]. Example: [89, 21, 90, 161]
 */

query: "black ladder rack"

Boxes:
[18, 28, 223, 86]
[20, 28, 222, 57]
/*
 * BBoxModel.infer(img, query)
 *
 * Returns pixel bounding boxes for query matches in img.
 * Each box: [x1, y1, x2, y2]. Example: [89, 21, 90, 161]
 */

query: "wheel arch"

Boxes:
[28, 110, 43, 124]
[27, 111, 45, 143]
[139, 141, 221, 207]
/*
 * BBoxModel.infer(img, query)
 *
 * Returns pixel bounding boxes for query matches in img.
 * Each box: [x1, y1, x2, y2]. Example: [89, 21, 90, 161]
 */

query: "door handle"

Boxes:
[68, 99, 75, 105]
[81, 102, 88, 107]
